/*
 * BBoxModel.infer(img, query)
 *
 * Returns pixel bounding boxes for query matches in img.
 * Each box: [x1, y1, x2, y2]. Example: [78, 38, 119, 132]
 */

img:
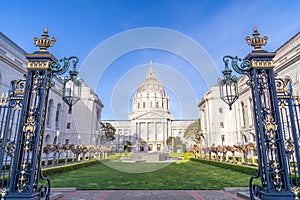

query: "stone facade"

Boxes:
[0, 32, 103, 146]
[103, 62, 195, 152]
[198, 31, 300, 148]
[198, 85, 240, 148]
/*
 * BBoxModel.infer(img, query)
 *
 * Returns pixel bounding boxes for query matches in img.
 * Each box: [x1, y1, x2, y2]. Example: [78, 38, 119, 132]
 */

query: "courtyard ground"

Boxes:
[46, 160, 252, 190]
[44, 159, 254, 199]
[51, 188, 248, 200]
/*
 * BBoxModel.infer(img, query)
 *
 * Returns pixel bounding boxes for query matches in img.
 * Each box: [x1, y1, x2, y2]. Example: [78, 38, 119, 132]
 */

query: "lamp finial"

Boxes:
[245, 26, 268, 50]
[33, 27, 56, 52]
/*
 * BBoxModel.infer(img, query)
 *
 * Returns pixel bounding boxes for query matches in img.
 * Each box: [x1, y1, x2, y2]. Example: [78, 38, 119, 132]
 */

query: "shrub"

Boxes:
[42, 160, 99, 177]
[190, 158, 258, 175]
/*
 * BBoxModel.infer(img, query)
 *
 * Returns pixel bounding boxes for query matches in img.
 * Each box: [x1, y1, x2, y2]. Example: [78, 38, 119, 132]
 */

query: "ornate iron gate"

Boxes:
[276, 79, 300, 198]
[0, 79, 26, 199]
[249, 68, 292, 199]
[250, 77, 300, 199]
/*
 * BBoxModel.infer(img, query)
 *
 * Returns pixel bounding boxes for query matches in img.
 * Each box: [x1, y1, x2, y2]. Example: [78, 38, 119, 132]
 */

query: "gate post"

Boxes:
[219, 27, 294, 199]
[6, 28, 57, 200]
[2, 28, 80, 199]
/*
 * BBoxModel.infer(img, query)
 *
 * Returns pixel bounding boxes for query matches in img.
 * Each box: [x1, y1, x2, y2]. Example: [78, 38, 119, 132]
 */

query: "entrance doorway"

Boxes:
[157, 144, 161, 151]
[140, 144, 144, 152]
[148, 144, 153, 151]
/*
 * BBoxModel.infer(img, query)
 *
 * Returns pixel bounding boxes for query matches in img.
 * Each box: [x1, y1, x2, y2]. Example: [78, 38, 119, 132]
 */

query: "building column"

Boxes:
[155, 122, 157, 142]
[147, 122, 149, 141]
[163, 122, 165, 151]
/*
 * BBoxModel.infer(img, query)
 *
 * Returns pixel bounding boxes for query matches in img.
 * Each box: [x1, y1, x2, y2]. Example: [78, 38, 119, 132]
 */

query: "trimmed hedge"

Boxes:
[190, 158, 258, 175]
[2, 160, 101, 184]
[2, 157, 80, 170]
[42, 160, 100, 177]
[41, 157, 74, 166]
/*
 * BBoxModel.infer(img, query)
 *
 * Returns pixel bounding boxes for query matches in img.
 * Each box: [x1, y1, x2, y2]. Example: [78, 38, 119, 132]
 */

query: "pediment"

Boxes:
[132, 111, 172, 120]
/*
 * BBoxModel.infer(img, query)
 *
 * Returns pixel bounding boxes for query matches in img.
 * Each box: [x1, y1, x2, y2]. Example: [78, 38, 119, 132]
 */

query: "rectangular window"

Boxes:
[220, 122, 224, 128]
[219, 108, 223, 113]
[65, 139, 69, 145]
[67, 123, 71, 129]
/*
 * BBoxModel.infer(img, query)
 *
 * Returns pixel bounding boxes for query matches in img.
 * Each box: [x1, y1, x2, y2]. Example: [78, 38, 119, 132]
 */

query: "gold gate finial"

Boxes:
[33, 27, 56, 52]
[245, 26, 268, 50]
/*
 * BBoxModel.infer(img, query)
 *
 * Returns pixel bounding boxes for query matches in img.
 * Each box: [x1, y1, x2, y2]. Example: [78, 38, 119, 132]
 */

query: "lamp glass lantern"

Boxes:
[62, 69, 82, 112]
[218, 64, 239, 110]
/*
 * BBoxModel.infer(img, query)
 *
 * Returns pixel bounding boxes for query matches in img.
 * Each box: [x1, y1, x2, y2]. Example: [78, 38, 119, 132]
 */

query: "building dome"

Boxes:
[137, 63, 165, 94]
[129, 61, 172, 120]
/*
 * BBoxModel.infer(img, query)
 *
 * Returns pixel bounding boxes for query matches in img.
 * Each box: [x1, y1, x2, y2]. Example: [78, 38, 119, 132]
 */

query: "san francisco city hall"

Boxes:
[1, 29, 300, 153]
[103, 62, 194, 152]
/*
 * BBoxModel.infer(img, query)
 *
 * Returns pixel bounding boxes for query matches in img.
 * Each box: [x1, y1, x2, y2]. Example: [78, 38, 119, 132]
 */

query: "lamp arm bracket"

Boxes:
[223, 55, 252, 86]
[49, 56, 79, 87]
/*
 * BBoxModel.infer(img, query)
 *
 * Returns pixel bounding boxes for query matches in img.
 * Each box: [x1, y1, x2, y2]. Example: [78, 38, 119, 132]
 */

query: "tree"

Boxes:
[123, 140, 132, 154]
[166, 136, 174, 145]
[100, 122, 116, 142]
[184, 119, 204, 146]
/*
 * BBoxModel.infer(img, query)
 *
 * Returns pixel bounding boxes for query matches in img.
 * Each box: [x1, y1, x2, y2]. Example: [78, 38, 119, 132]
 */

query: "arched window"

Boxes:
[284, 77, 292, 89]
[96, 109, 100, 121]
[251, 132, 256, 142]
[297, 72, 300, 83]
[243, 135, 248, 143]
[45, 134, 51, 144]
[55, 103, 61, 129]
[46, 99, 54, 126]
[248, 98, 253, 126]
[0, 73, 2, 92]
[240, 102, 246, 128]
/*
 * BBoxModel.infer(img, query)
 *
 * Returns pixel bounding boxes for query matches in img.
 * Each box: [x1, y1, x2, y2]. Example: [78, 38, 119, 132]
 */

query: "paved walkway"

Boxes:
[51, 189, 247, 200]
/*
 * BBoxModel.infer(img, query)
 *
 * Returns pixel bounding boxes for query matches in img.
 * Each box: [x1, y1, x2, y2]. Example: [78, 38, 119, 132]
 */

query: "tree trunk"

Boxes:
[45, 154, 48, 166]
[57, 153, 61, 164]
[243, 151, 248, 165]
[52, 152, 56, 166]
[65, 152, 68, 164]
[72, 153, 75, 162]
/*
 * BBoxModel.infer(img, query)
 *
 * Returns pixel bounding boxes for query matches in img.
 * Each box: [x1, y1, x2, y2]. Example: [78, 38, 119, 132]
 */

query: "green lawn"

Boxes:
[45, 160, 253, 190]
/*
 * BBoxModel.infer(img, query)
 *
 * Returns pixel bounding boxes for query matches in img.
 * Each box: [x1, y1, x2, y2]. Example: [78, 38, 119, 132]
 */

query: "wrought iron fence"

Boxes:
[0, 78, 25, 196]
[276, 78, 300, 196]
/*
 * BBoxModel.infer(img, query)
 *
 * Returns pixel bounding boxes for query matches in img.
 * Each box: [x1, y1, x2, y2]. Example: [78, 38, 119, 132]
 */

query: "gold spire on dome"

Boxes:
[33, 28, 56, 51]
[245, 26, 268, 50]
[147, 60, 156, 80]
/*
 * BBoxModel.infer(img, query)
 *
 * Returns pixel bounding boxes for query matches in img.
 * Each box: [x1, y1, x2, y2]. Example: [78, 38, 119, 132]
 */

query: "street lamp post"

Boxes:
[78, 135, 81, 145]
[56, 130, 60, 144]
[219, 27, 295, 199]
[221, 135, 225, 146]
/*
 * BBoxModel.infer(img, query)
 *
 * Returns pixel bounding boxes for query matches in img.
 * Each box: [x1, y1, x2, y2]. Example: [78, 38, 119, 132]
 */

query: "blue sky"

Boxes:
[1, 0, 300, 120]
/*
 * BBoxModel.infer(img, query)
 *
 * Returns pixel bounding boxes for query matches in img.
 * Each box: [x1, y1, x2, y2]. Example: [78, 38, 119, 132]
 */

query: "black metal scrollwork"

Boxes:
[223, 55, 252, 86]
[50, 56, 79, 87]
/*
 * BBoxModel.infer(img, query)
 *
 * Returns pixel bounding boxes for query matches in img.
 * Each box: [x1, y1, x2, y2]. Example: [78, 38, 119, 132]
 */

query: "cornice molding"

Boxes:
[0, 53, 26, 74]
